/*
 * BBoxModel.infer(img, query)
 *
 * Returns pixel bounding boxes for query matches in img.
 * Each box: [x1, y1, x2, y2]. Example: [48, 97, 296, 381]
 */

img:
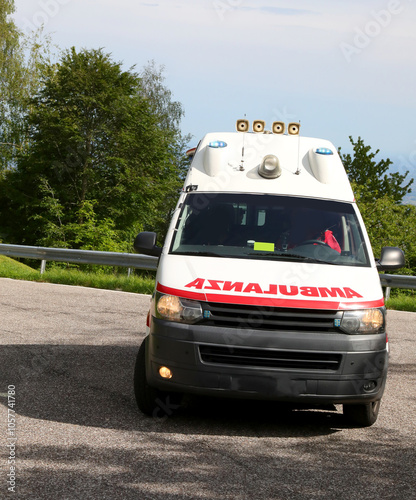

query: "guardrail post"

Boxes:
[385, 287, 391, 301]
[40, 260, 46, 275]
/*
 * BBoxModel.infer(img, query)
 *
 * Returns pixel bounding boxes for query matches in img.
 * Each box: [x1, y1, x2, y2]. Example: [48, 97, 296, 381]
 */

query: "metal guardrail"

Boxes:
[379, 274, 416, 290]
[379, 274, 416, 300]
[0, 243, 158, 272]
[0, 244, 415, 295]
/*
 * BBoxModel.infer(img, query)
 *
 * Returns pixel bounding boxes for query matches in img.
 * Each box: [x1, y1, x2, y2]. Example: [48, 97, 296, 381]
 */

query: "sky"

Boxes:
[11, 0, 416, 193]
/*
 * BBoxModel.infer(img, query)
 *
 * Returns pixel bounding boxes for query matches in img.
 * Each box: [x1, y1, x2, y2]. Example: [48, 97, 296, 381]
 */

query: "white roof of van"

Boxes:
[184, 132, 354, 203]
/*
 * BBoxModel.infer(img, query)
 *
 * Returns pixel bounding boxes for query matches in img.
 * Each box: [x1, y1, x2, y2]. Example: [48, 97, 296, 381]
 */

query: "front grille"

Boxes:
[201, 302, 342, 332]
[199, 345, 342, 371]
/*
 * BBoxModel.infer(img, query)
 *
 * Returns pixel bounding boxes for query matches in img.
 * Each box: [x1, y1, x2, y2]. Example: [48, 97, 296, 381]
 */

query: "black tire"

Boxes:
[133, 339, 181, 418]
[343, 400, 381, 427]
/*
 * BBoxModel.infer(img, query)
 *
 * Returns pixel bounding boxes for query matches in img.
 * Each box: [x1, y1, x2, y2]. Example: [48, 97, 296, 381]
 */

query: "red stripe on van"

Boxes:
[156, 283, 384, 311]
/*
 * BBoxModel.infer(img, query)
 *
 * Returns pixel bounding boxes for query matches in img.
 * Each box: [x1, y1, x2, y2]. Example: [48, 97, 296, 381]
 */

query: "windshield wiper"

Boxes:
[248, 251, 338, 265]
[173, 251, 227, 258]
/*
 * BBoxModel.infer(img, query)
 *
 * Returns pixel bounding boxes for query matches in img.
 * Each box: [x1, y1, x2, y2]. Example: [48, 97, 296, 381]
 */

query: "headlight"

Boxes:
[156, 294, 203, 324]
[339, 308, 385, 334]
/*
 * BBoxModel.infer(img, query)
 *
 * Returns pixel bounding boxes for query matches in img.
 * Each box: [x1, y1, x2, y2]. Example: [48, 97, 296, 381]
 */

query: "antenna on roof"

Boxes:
[236, 115, 248, 171]
[291, 120, 301, 175]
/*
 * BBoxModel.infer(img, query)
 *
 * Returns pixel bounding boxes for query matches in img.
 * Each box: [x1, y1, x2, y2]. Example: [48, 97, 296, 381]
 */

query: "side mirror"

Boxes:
[377, 246, 405, 271]
[133, 232, 162, 257]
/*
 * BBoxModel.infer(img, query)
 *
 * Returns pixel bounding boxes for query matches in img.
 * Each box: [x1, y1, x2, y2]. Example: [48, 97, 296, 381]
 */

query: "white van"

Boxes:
[133, 119, 405, 426]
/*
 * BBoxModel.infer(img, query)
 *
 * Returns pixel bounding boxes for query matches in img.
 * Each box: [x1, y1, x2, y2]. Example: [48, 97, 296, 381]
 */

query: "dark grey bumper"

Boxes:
[146, 318, 388, 404]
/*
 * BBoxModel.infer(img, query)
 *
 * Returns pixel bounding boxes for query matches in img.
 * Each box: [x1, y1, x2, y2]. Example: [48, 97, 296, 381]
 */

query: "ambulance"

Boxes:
[133, 119, 405, 426]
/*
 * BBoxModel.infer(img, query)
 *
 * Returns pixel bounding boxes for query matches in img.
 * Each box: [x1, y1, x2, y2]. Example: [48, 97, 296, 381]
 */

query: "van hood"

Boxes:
[156, 255, 384, 310]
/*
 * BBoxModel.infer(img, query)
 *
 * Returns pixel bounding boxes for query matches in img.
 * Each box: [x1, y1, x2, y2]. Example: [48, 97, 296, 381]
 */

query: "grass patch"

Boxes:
[42, 268, 155, 294]
[0, 255, 39, 280]
[385, 293, 416, 313]
[0, 255, 155, 294]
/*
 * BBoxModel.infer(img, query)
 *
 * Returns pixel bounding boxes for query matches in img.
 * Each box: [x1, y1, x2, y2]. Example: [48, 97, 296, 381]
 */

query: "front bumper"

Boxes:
[146, 317, 388, 404]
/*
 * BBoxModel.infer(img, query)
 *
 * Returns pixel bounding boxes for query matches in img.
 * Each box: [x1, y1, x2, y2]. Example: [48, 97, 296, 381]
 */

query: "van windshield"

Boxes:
[170, 193, 371, 267]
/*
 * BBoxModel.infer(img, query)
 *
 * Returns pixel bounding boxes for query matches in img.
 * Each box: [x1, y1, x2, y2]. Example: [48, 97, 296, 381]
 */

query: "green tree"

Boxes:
[138, 60, 192, 236]
[0, 0, 25, 169]
[140, 60, 186, 137]
[0, 47, 186, 248]
[339, 136, 413, 204]
[0, 0, 53, 171]
[359, 195, 416, 271]
[339, 138, 416, 274]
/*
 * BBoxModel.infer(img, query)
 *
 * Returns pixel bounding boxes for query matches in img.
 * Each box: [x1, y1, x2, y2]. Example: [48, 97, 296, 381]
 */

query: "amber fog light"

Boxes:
[363, 380, 377, 392]
[159, 366, 173, 379]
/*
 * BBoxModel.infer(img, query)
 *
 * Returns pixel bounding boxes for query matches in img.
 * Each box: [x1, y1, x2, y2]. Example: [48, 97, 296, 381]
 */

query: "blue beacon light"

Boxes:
[315, 147, 333, 155]
[209, 141, 227, 148]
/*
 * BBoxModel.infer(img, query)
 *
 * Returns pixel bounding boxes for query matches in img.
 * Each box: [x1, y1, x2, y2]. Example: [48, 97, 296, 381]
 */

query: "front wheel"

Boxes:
[343, 400, 381, 427]
[134, 339, 181, 418]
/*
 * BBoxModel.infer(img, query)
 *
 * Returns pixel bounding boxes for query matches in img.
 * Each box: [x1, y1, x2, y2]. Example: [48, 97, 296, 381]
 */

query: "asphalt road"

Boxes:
[0, 278, 415, 500]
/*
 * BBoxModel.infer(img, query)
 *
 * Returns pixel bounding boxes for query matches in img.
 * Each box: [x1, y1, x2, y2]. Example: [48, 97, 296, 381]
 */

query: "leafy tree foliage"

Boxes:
[137, 60, 191, 236]
[339, 137, 416, 274]
[339, 136, 413, 204]
[0, 0, 52, 170]
[0, 47, 187, 249]
[358, 194, 416, 271]
[0, 0, 25, 169]
[140, 60, 186, 137]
